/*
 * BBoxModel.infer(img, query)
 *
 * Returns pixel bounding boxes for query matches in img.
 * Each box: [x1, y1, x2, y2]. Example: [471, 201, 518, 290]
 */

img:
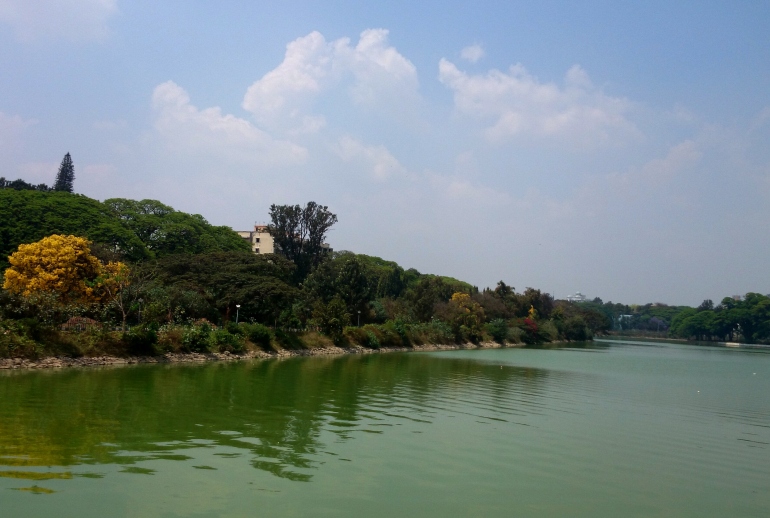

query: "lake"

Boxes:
[1, 339, 768, 517]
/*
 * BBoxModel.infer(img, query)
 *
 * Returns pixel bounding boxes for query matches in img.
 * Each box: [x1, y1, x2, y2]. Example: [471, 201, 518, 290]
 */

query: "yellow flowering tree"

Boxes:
[4, 235, 105, 304]
[435, 292, 486, 341]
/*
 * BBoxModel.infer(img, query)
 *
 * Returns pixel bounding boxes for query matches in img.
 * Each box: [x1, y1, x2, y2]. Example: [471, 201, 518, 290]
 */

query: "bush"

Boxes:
[274, 329, 304, 350]
[343, 326, 381, 349]
[157, 325, 185, 353]
[209, 329, 245, 353]
[226, 322, 243, 335]
[486, 319, 508, 343]
[182, 323, 211, 352]
[538, 320, 559, 342]
[0, 320, 41, 359]
[123, 324, 159, 356]
[243, 323, 273, 349]
[562, 316, 589, 341]
[506, 326, 523, 344]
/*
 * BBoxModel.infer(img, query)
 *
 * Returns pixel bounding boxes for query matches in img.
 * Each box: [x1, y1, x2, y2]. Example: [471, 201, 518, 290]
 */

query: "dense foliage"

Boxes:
[668, 294, 770, 344]
[0, 196, 591, 359]
[0, 190, 250, 270]
[18, 191, 764, 359]
[267, 201, 338, 282]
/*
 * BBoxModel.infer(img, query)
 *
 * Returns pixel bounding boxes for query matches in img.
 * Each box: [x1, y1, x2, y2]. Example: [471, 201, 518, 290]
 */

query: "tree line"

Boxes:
[1, 152, 76, 193]
[1, 190, 611, 359]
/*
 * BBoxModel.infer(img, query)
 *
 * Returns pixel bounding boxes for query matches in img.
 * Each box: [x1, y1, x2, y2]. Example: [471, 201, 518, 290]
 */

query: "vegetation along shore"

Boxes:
[1, 157, 768, 365]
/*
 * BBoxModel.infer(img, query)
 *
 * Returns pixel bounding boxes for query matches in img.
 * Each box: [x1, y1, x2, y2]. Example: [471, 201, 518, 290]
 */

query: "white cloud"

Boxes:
[151, 81, 307, 167]
[334, 136, 407, 181]
[0, 0, 118, 42]
[438, 59, 639, 147]
[460, 44, 484, 63]
[242, 29, 418, 131]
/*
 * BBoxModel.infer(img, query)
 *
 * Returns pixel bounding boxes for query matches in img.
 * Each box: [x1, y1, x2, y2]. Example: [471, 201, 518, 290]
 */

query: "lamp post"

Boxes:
[357, 310, 361, 327]
[235, 304, 241, 324]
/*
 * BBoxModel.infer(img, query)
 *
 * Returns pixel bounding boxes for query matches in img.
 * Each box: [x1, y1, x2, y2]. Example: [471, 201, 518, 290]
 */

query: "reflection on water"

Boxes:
[1, 343, 769, 518]
[0, 354, 555, 483]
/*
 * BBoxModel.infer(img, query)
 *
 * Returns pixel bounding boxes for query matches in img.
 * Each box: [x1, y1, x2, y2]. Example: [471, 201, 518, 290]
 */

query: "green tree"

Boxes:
[53, 152, 75, 192]
[104, 198, 251, 257]
[0, 190, 145, 268]
[149, 252, 297, 324]
[311, 297, 350, 342]
[405, 276, 454, 322]
[268, 202, 337, 282]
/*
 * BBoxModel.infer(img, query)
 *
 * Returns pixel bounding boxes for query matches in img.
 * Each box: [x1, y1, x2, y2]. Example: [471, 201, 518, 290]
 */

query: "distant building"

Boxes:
[237, 225, 274, 254]
[236, 224, 333, 255]
[566, 292, 587, 303]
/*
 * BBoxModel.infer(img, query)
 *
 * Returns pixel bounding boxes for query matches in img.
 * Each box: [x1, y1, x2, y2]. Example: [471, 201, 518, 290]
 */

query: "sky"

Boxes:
[1, 0, 769, 306]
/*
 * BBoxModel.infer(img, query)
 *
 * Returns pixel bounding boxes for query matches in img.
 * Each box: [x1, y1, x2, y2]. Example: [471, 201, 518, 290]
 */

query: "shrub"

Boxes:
[182, 323, 211, 352]
[123, 324, 158, 356]
[226, 322, 243, 335]
[343, 326, 367, 345]
[157, 325, 185, 353]
[342, 326, 382, 349]
[243, 323, 273, 349]
[363, 330, 380, 349]
[273, 329, 303, 350]
[0, 320, 41, 359]
[562, 316, 589, 341]
[209, 329, 245, 353]
[538, 320, 559, 342]
[486, 319, 508, 343]
[506, 326, 523, 344]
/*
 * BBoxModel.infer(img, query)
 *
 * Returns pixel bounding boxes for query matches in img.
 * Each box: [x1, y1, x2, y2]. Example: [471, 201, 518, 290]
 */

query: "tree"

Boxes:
[104, 198, 251, 257]
[3, 234, 102, 303]
[0, 189, 150, 268]
[53, 153, 75, 193]
[95, 261, 132, 330]
[311, 297, 350, 342]
[434, 292, 486, 341]
[268, 202, 337, 282]
[150, 252, 298, 324]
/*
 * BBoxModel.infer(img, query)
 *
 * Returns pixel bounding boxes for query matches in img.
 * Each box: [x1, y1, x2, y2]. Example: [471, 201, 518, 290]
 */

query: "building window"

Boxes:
[255, 238, 260, 243]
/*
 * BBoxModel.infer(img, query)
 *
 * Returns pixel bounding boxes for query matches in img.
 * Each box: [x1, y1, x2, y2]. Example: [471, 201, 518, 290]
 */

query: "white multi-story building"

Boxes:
[236, 224, 333, 255]
[566, 292, 587, 303]
[237, 225, 275, 254]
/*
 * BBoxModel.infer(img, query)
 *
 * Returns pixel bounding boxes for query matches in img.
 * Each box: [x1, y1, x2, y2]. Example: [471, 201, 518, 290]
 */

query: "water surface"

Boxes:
[1, 340, 768, 517]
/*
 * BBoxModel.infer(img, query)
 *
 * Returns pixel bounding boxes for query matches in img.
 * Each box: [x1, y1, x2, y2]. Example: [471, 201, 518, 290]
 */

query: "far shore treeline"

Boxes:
[1, 182, 769, 360]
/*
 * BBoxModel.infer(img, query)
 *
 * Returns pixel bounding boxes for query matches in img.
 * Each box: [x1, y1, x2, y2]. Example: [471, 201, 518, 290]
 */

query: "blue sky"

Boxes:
[2, 0, 769, 305]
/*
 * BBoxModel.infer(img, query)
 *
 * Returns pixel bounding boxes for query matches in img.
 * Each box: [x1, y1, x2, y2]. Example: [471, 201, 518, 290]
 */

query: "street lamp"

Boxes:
[357, 310, 361, 327]
[235, 304, 241, 324]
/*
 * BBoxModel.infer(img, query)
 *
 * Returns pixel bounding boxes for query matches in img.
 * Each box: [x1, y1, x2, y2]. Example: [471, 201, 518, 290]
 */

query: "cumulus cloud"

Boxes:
[242, 29, 418, 130]
[438, 59, 639, 147]
[0, 0, 118, 42]
[334, 136, 407, 181]
[152, 81, 307, 167]
[460, 44, 484, 63]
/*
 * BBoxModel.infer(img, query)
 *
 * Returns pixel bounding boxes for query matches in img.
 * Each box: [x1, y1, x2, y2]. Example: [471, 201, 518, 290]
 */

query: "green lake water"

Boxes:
[1, 339, 769, 517]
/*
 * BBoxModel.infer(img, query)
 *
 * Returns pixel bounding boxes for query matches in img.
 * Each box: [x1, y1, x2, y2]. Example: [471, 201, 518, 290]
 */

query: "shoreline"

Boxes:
[0, 341, 519, 371]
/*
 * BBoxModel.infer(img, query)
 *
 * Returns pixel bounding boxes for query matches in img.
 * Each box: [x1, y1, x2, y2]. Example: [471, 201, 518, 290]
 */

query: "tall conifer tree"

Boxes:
[54, 152, 75, 192]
